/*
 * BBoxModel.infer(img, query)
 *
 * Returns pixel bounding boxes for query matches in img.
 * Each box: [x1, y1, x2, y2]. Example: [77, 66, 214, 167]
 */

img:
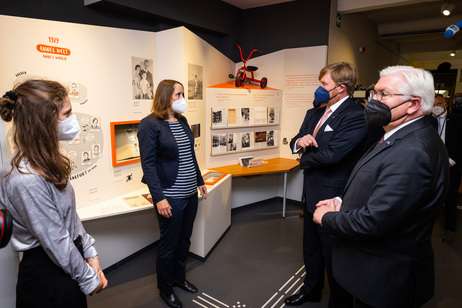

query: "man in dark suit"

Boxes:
[285, 62, 368, 307]
[433, 94, 462, 243]
[314, 66, 449, 307]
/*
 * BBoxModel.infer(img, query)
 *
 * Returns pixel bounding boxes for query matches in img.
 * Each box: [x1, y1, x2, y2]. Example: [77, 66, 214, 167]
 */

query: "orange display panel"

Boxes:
[110, 120, 141, 167]
[202, 171, 227, 185]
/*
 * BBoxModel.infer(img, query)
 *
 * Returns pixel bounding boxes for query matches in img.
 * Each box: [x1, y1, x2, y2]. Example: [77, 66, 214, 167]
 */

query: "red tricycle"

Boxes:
[229, 45, 268, 88]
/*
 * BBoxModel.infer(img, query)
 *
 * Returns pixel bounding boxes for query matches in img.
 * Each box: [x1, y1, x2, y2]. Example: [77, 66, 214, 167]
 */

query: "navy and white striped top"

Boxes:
[163, 121, 197, 198]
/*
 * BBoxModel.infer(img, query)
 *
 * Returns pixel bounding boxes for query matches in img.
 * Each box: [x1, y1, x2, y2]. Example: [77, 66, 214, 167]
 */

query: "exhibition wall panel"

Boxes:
[0, 14, 156, 211]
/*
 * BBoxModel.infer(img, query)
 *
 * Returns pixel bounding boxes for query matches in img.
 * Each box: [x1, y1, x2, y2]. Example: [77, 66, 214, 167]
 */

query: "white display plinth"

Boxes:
[190, 173, 232, 260]
[77, 170, 231, 266]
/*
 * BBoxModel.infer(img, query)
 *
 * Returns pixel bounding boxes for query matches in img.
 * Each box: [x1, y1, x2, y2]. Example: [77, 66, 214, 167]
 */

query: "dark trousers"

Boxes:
[302, 211, 353, 308]
[156, 193, 198, 292]
[444, 168, 461, 232]
[16, 239, 87, 308]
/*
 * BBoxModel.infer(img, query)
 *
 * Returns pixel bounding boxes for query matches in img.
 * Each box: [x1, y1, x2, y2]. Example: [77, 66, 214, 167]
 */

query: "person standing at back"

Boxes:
[286, 62, 368, 307]
[433, 94, 462, 243]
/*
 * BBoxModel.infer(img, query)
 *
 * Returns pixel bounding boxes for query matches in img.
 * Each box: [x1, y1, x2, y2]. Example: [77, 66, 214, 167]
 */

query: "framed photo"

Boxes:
[202, 171, 227, 185]
[110, 120, 141, 167]
[238, 156, 254, 167]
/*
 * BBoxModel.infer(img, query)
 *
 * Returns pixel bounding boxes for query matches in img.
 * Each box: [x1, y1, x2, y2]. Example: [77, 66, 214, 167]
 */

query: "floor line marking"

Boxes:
[193, 299, 208, 308]
[201, 292, 229, 307]
[285, 278, 301, 294]
[295, 265, 305, 275]
[270, 295, 285, 308]
[262, 292, 279, 308]
[279, 276, 294, 291]
[197, 296, 221, 308]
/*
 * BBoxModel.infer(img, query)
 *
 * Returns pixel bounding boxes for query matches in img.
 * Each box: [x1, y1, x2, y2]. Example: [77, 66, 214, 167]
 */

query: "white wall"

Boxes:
[0, 14, 330, 305]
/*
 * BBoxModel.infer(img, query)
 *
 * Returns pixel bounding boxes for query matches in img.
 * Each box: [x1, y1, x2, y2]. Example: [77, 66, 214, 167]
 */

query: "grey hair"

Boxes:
[380, 66, 434, 115]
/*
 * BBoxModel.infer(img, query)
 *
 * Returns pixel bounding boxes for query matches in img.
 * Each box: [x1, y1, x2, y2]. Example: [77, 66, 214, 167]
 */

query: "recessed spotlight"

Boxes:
[450, 51, 456, 56]
[441, 3, 455, 16]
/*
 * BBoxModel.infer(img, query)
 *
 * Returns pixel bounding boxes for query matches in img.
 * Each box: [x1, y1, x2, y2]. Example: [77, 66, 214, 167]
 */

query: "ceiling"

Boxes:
[223, 0, 462, 68]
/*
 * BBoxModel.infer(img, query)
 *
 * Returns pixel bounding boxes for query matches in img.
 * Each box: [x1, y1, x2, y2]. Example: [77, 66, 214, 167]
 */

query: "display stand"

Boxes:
[189, 172, 232, 260]
[77, 170, 232, 262]
[210, 158, 298, 218]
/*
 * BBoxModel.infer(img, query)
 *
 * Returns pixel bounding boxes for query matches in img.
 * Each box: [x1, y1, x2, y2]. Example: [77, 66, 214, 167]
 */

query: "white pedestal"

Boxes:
[190, 173, 232, 260]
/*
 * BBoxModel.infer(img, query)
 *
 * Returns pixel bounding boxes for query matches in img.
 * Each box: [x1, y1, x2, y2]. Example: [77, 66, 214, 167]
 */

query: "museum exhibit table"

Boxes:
[77, 170, 231, 263]
[209, 157, 299, 217]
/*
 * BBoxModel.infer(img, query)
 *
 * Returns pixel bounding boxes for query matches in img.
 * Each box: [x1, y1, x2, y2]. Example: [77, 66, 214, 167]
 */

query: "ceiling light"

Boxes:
[450, 51, 456, 56]
[441, 3, 455, 16]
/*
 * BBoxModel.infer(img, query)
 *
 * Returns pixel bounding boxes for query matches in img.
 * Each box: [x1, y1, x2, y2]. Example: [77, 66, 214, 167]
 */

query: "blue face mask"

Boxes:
[314, 85, 340, 104]
[455, 97, 462, 104]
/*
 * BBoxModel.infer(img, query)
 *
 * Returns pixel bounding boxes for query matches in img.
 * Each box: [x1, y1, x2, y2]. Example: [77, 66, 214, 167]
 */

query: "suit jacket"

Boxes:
[290, 98, 368, 213]
[138, 114, 204, 203]
[322, 117, 449, 307]
[442, 112, 462, 171]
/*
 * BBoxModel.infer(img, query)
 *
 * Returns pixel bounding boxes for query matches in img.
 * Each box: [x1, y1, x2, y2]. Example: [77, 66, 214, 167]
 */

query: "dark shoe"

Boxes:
[173, 279, 198, 293]
[284, 292, 322, 306]
[442, 230, 455, 243]
[160, 290, 182, 308]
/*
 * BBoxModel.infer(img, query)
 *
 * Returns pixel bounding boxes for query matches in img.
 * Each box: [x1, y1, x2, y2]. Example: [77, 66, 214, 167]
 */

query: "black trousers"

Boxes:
[444, 167, 461, 232]
[302, 211, 353, 308]
[16, 238, 87, 308]
[156, 193, 198, 292]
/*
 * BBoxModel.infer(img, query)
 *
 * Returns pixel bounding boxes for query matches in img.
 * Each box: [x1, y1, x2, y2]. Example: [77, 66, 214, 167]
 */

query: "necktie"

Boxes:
[437, 117, 442, 135]
[375, 136, 384, 148]
[313, 107, 332, 137]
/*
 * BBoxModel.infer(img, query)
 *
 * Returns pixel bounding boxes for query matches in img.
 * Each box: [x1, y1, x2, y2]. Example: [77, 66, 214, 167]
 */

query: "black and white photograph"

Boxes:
[211, 134, 227, 155]
[132, 57, 153, 100]
[90, 117, 101, 130]
[92, 144, 102, 159]
[188, 63, 203, 100]
[227, 133, 238, 152]
[213, 110, 222, 124]
[241, 132, 251, 148]
[81, 151, 91, 166]
[267, 130, 275, 147]
[68, 82, 80, 100]
[191, 123, 200, 138]
[241, 108, 251, 125]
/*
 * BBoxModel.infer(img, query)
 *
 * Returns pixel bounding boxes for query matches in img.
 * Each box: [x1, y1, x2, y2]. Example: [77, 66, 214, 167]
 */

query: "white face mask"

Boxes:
[432, 106, 445, 117]
[57, 114, 81, 141]
[171, 98, 187, 114]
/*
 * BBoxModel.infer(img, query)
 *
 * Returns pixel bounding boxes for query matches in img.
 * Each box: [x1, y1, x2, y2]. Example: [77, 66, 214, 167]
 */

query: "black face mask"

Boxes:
[313, 99, 322, 109]
[364, 98, 410, 127]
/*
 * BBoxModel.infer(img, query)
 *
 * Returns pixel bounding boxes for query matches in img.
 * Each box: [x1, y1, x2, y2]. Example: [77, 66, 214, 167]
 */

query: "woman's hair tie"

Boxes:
[3, 90, 18, 102]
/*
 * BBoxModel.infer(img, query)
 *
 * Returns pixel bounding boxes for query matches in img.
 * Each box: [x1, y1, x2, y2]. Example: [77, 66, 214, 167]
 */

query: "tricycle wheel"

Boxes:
[235, 71, 244, 87]
[260, 77, 268, 88]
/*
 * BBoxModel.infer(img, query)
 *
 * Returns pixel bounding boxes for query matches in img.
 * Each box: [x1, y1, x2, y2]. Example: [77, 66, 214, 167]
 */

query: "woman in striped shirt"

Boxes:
[138, 79, 207, 308]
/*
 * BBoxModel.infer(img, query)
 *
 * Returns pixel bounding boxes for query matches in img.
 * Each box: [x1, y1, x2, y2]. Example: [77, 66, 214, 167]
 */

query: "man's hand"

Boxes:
[313, 198, 340, 226]
[316, 198, 342, 211]
[313, 206, 335, 226]
[297, 134, 318, 149]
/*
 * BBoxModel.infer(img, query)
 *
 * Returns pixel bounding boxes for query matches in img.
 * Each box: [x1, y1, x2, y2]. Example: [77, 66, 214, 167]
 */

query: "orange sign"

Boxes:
[36, 44, 71, 56]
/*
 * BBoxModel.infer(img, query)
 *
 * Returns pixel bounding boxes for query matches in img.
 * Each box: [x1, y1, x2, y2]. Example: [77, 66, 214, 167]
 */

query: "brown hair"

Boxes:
[151, 79, 183, 119]
[319, 62, 358, 96]
[0, 79, 71, 190]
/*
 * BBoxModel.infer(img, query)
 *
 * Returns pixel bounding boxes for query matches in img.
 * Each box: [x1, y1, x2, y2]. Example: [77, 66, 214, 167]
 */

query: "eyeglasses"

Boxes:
[368, 89, 414, 102]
